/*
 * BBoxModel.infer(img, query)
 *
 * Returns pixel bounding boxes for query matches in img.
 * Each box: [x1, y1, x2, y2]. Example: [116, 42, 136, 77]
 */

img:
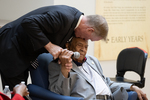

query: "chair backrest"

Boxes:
[30, 53, 53, 89]
[29, 53, 84, 100]
[116, 47, 148, 83]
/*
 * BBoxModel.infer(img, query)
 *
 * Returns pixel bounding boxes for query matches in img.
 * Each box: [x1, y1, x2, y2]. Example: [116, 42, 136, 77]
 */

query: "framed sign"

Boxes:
[95, 0, 150, 60]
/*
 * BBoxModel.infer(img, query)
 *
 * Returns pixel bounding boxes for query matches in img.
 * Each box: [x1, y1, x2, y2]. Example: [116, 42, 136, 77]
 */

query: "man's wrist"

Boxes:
[61, 67, 69, 78]
[130, 85, 139, 91]
[44, 42, 52, 53]
[130, 84, 134, 90]
[61, 71, 69, 78]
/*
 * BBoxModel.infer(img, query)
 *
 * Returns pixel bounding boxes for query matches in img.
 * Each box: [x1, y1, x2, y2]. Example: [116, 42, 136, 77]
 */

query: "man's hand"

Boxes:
[59, 49, 73, 78]
[59, 49, 73, 66]
[130, 85, 148, 100]
[44, 42, 62, 60]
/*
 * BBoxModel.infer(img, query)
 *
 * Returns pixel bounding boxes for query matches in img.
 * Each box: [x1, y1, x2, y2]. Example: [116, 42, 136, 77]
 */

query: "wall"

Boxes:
[0, 0, 54, 21]
[0, 0, 149, 99]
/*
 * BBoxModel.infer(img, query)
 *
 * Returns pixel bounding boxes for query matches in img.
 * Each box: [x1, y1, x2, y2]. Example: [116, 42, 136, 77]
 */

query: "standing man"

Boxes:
[0, 5, 108, 90]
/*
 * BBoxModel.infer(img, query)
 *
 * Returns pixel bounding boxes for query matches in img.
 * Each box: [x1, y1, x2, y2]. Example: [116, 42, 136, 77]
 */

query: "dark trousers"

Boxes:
[0, 69, 29, 91]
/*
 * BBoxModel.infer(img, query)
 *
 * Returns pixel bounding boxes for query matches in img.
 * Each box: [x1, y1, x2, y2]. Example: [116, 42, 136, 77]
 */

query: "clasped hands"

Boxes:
[54, 48, 74, 78]
[58, 49, 73, 73]
[45, 43, 73, 76]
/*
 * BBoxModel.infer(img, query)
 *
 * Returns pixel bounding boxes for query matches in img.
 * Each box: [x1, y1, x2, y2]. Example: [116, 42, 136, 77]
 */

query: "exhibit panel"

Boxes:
[95, 0, 150, 60]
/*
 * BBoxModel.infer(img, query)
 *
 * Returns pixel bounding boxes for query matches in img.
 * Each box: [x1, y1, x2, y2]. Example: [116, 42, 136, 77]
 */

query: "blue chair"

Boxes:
[27, 53, 83, 100]
[27, 53, 138, 100]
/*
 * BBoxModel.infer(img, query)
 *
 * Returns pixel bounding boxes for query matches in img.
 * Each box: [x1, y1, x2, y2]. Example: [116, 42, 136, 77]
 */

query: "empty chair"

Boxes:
[110, 47, 148, 88]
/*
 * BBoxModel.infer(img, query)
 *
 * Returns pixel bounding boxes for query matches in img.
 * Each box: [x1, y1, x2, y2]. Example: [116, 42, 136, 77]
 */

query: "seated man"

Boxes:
[48, 37, 147, 100]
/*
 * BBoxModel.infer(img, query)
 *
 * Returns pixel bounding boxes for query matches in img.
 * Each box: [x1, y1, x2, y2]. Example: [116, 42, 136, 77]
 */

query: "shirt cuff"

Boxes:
[11, 94, 25, 100]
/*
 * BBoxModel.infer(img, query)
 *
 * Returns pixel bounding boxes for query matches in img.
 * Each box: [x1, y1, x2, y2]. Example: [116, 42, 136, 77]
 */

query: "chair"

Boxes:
[27, 53, 83, 100]
[110, 47, 148, 88]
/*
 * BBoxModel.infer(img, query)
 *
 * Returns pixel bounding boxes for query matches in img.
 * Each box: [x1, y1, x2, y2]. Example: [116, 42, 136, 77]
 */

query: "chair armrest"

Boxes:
[27, 84, 84, 100]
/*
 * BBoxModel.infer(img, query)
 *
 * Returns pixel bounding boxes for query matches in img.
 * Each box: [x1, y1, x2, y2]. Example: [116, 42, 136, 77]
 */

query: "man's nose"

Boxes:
[81, 47, 86, 52]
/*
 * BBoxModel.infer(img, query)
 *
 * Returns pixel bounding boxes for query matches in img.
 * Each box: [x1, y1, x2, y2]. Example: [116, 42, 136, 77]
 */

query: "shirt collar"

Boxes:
[73, 57, 87, 66]
[74, 15, 83, 29]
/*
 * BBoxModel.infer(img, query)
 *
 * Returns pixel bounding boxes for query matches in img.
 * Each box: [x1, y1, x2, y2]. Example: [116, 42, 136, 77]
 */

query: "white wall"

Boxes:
[0, 0, 54, 21]
[0, 0, 149, 99]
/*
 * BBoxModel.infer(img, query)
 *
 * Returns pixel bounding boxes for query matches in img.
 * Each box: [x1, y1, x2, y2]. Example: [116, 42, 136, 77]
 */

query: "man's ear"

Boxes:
[65, 43, 69, 49]
[88, 27, 94, 33]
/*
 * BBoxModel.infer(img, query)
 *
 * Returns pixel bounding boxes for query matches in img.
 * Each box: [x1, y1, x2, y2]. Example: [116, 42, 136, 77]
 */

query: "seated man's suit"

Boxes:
[48, 54, 132, 100]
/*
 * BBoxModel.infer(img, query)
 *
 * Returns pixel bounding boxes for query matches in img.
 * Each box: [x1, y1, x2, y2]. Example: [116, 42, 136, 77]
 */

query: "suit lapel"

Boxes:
[60, 29, 74, 47]
[85, 56, 105, 79]
[71, 62, 89, 80]
[60, 12, 83, 47]
[86, 57, 101, 75]
[71, 62, 94, 86]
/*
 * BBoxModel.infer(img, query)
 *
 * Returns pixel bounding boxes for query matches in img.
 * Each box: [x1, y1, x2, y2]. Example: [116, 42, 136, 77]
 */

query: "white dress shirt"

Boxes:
[78, 62, 111, 96]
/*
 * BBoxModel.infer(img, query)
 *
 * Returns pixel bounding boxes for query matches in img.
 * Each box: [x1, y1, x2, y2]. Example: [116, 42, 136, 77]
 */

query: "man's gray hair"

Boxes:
[86, 15, 108, 41]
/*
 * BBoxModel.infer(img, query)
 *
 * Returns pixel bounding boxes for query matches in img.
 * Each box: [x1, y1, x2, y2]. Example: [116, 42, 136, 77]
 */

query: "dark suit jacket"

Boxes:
[0, 5, 83, 77]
